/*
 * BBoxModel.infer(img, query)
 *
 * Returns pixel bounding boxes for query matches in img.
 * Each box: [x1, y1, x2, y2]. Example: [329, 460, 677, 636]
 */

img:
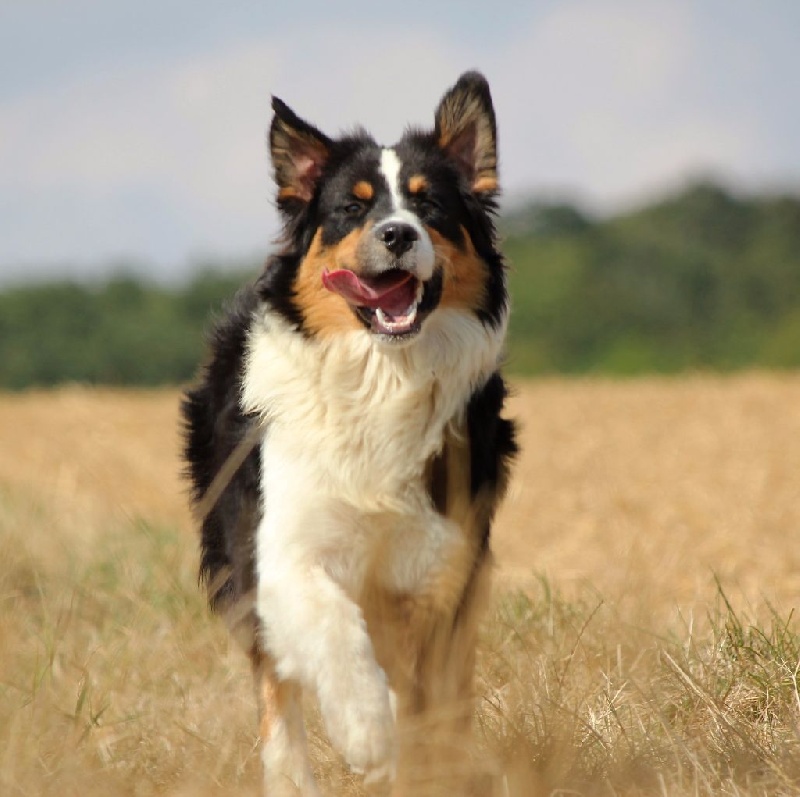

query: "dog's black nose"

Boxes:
[377, 222, 418, 256]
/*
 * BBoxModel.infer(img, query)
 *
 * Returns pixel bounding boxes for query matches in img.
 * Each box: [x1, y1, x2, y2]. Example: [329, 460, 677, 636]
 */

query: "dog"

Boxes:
[181, 70, 516, 796]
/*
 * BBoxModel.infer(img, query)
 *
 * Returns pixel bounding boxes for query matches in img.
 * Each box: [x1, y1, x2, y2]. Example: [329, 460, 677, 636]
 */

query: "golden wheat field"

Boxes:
[2, 374, 800, 796]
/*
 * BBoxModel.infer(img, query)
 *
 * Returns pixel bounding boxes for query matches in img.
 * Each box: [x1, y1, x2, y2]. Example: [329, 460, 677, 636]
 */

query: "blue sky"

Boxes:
[1, 1, 798, 283]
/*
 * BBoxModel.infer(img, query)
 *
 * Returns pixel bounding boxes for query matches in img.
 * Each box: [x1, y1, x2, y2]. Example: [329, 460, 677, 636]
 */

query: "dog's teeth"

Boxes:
[375, 302, 418, 333]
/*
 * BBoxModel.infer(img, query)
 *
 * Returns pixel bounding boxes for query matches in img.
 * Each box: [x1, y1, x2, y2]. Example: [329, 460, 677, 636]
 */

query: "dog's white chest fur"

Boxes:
[242, 306, 504, 596]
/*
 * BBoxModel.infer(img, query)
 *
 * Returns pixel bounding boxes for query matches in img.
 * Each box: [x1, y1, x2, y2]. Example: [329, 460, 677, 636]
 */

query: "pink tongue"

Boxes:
[322, 269, 417, 316]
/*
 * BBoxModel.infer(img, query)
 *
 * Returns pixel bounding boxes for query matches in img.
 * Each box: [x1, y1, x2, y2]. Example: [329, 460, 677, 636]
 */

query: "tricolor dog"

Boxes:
[182, 70, 516, 795]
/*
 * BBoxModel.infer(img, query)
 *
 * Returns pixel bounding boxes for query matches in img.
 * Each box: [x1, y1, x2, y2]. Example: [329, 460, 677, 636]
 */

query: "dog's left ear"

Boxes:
[269, 97, 332, 210]
[435, 71, 498, 195]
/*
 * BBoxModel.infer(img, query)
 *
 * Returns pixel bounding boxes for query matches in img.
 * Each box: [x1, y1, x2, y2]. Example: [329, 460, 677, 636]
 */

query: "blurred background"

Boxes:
[2, 0, 799, 387]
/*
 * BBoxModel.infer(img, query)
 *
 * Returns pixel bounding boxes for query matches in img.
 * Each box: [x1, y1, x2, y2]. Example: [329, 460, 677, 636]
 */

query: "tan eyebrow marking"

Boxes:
[408, 175, 428, 194]
[352, 181, 374, 200]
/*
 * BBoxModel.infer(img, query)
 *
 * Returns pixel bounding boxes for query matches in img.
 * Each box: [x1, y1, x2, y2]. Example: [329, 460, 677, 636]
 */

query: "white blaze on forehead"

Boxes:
[378, 147, 435, 281]
[380, 148, 406, 212]
[378, 147, 423, 229]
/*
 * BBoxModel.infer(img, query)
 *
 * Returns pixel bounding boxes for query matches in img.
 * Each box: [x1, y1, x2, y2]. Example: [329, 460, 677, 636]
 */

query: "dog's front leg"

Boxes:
[251, 650, 321, 797]
[257, 535, 396, 786]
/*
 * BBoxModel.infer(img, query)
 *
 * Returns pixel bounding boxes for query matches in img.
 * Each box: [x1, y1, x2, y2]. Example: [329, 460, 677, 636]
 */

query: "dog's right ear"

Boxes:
[435, 71, 498, 196]
[269, 97, 332, 211]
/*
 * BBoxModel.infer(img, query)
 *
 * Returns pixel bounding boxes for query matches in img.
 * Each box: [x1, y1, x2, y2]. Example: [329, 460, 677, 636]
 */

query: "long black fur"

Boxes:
[181, 286, 262, 611]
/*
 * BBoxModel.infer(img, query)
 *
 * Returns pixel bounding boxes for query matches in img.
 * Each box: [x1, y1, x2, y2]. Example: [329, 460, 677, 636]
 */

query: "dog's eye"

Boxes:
[415, 195, 440, 215]
[342, 201, 365, 217]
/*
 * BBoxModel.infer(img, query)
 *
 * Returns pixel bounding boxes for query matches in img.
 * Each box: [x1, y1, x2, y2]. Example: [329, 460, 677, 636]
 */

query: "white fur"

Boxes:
[242, 304, 506, 786]
[380, 148, 406, 212]
[378, 148, 435, 280]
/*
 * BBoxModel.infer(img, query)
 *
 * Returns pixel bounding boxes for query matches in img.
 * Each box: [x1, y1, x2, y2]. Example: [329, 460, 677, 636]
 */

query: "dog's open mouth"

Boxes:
[322, 268, 425, 338]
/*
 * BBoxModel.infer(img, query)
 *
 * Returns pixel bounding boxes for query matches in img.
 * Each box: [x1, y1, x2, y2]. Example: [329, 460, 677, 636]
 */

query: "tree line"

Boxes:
[504, 181, 800, 374]
[1, 180, 799, 388]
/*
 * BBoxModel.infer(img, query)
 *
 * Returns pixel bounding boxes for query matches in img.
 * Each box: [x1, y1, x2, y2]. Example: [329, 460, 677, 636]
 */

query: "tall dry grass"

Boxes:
[1, 376, 800, 796]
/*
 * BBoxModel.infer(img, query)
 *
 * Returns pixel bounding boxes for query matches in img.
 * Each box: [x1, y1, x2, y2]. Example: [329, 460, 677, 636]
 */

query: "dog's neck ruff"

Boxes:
[242, 306, 506, 510]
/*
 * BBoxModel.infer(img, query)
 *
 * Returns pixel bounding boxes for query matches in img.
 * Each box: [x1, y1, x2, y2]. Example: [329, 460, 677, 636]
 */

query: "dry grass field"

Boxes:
[2, 374, 800, 796]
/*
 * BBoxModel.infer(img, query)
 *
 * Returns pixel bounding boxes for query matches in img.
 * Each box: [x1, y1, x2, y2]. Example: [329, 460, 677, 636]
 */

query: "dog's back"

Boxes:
[182, 71, 516, 796]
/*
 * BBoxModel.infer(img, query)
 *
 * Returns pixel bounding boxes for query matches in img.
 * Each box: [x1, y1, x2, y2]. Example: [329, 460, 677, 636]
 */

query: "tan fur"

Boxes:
[252, 651, 287, 743]
[408, 174, 429, 195]
[471, 175, 498, 194]
[277, 186, 303, 201]
[357, 424, 497, 794]
[430, 226, 489, 312]
[403, 559, 492, 795]
[352, 180, 374, 200]
[293, 228, 367, 336]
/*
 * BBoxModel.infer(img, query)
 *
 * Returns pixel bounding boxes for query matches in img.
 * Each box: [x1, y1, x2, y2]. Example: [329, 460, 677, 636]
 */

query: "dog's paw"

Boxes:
[319, 664, 396, 781]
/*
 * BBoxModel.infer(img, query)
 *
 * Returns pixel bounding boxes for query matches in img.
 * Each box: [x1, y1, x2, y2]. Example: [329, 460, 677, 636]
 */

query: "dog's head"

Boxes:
[259, 71, 506, 344]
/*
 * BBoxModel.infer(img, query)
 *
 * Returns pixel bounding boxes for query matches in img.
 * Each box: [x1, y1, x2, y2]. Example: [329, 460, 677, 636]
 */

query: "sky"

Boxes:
[1, 0, 798, 284]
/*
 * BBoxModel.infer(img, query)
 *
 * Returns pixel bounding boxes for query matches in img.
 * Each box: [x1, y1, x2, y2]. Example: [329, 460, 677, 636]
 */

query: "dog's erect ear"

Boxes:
[269, 97, 332, 207]
[435, 71, 498, 195]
